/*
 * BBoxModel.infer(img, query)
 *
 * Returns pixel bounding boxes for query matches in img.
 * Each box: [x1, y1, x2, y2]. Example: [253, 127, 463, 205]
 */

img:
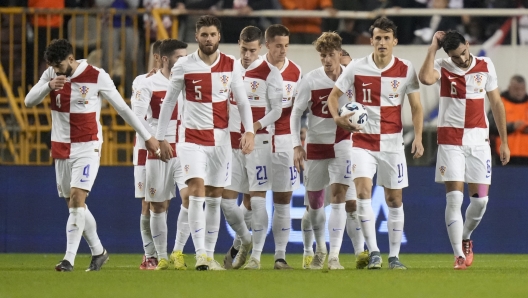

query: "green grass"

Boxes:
[1, 254, 528, 298]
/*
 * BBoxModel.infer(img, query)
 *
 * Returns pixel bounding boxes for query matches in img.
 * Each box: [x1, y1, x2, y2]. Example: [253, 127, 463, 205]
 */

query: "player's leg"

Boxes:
[327, 183, 347, 270]
[301, 205, 314, 269]
[241, 189, 268, 270]
[346, 198, 369, 269]
[135, 163, 157, 270]
[169, 157, 190, 270]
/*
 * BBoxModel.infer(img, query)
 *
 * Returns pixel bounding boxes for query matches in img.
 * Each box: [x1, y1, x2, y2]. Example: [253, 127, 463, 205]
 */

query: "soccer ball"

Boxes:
[339, 102, 368, 128]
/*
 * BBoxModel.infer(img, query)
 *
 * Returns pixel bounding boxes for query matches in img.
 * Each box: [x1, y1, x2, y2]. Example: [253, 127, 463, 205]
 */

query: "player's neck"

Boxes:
[161, 68, 170, 79]
[69, 61, 80, 77]
[198, 49, 218, 66]
[325, 67, 342, 82]
[372, 53, 392, 69]
[266, 53, 285, 70]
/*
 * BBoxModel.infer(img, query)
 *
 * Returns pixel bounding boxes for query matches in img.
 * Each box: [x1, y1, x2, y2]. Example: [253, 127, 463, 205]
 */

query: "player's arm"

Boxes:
[291, 77, 310, 172]
[25, 68, 60, 107]
[232, 63, 255, 155]
[330, 64, 361, 132]
[131, 79, 156, 136]
[418, 31, 444, 85]
[255, 66, 283, 132]
[488, 87, 510, 165]
[407, 92, 424, 159]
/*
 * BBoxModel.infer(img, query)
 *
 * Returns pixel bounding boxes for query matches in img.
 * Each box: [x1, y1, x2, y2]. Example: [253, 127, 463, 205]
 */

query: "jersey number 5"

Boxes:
[195, 86, 202, 100]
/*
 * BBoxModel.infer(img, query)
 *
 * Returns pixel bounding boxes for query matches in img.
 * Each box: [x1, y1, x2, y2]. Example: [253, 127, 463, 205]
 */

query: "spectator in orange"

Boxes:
[489, 75, 528, 165]
[279, 0, 336, 44]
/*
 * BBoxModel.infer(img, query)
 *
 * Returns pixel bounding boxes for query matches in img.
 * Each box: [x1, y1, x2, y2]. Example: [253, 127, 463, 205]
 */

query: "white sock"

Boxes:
[357, 199, 379, 252]
[204, 197, 221, 258]
[232, 203, 251, 250]
[446, 191, 465, 257]
[173, 206, 190, 252]
[83, 205, 104, 256]
[250, 197, 268, 261]
[150, 210, 168, 260]
[388, 205, 404, 258]
[188, 196, 206, 255]
[222, 199, 251, 245]
[463, 196, 488, 240]
[328, 203, 346, 259]
[272, 203, 290, 260]
[346, 211, 365, 255]
[64, 207, 86, 265]
[301, 208, 314, 256]
[308, 206, 327, 254]
[140, 215, 156, 257]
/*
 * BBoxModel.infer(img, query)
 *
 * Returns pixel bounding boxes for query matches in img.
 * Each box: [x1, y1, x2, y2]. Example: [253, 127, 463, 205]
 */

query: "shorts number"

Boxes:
[256, 166, 268, 180]
[83, 164, 90, 178]
[289, 166, 298, 181]
[195, 86, 202, 100]
[346, 160, 351, 175]
[397, 163, 404, 179]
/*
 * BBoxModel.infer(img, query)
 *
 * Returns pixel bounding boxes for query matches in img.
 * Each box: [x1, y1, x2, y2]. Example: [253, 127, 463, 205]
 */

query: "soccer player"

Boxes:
[133, 39, 190, 270]
[24, 39, 158, 272]
[328, 17, 424, 270]
[222, 26, 283, 270]
[132, 39, 163, 270]
[154, 15, 255, 271]
[263, 24, 302, 269]
[291, 32, 357, 269]
[418, 30, 510, 270]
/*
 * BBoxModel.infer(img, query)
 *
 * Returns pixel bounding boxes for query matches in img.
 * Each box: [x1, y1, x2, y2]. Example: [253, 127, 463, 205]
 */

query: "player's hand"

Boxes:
[159, 140, 173, 162]
[49, 75, 66, 90]
[431, 31, 445, 51]
[253, 121, 262, 133]
[411, 138, 424, 159]
[293, 146, 306, 173]
[240, 132, 255, 155]
[146, 68, 158, 78]
[145, 137, 160, 158]
[334, 114, 361, 133]
[499, 143, 510, 165]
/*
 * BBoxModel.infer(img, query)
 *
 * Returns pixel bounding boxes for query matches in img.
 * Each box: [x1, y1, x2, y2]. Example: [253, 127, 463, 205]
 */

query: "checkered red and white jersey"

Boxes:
[132, 71, 180, 165]
[156, 50, 253, 146]
[335, 55, 420, 152]
[264, 55, 302, 152]
[292, 66, 353, 160]
[228, 57, 283, 149]
[25, 60, 151, 159]
[433, 55, 498, 146]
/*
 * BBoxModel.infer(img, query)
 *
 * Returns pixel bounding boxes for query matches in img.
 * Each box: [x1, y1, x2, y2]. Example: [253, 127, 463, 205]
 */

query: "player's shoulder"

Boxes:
[72, 60, 107, 83]
[285, 57, 302, 74]
[304, 66, 324, 82]
[132, 74, 147, 87]
[394, 56, 414, 68]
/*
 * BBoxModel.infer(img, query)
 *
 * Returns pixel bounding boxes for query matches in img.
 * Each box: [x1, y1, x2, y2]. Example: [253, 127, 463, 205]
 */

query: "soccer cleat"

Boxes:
[454, 256, 467, 270]
[328, 257, 345, 270]
[462, 239, 474, 267]
[367, 251, 382, 269]
[274, 259, 293, 270]
[243, 257, 261, 270]
[309, 252, 327, 270]
[155, 258, 170, 270]
[207, 258, 226, 271]
[55, 260, 73, 272]
[86, 249, 109, 271]
[356, 250, 370, 269]
[302, 255, 313, 269]
[232, 241, 252, 269]
[223, 246, 237, 270]
[195, 254, 209, 271]
[170, 250, 187, 270]
[388, 257, 407, 270]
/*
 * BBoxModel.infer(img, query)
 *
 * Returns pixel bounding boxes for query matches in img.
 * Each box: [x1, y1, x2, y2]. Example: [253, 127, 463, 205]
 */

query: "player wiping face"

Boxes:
[47, 54, 76, 90]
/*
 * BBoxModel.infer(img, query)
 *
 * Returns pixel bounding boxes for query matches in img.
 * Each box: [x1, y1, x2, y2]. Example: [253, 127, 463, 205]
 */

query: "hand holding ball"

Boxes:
[339, 102, 368, 129]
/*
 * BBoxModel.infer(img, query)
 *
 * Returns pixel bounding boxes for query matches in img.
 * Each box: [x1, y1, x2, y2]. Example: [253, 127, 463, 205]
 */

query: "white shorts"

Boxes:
[304, 183, 357, 206]
[145, 157, 187, 202]
[303, 155, 352, 191]
[435, 144, 492, 184]
[55, 154, 100, 198]
[271, 150, 300, 192]
[177, 143, 232, 188]
[134, 165, 146, 198]
[351, 148, 408, 189]
[225, 146, 272, 194]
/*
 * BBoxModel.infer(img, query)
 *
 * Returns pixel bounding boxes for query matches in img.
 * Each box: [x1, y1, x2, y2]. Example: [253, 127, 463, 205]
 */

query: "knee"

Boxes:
[150, 202, 166, 213]
[345, 200, 357, 213]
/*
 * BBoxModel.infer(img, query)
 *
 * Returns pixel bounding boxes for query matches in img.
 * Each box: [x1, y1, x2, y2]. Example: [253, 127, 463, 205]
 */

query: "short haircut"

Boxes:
[511, 75, 526, 85]
[341, 49, 350, 57]
[196, 15, 222, 32]
[265, 24, 289, 42]
[441, 30, 466, 53]
[313, 32, 342, 53]
[160, 39, 188, 57]
[240, 26, 262, 44]
[44, 39, 73, 65]
[152, 40, 163, 55]
[369, 17, 398, 38]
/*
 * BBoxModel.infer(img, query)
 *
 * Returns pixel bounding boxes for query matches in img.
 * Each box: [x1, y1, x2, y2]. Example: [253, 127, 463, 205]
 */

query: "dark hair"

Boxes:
[196, 15, 222, 32]
[341, 49, 350, 57]
[369, 17, 398, 38]
[511, 75, 526, 85]
[265, 24, 289, 41]
[160, 39, 188, 58]
[313, 32, 342, 53]
[441, 30, 466, 53]
[152, 40, 163, 55]
[240, 26, 262, 44]
[44, 39, 73, 65]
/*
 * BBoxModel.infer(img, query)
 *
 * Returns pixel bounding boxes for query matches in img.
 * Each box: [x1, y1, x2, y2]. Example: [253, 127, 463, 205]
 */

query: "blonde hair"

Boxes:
[313, 32, 342, 53]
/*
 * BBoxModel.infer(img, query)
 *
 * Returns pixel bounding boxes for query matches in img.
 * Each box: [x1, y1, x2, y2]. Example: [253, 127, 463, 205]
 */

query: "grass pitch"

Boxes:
[1, 254, 527, 298]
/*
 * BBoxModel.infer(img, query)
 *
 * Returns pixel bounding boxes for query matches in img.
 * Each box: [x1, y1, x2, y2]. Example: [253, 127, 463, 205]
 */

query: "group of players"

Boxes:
[25, 14, 510, 272]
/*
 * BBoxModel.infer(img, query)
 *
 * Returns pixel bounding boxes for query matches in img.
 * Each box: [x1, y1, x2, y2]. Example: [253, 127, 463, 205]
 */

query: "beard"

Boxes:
[57, 64, 73, 77]
[199, 41, 219, 56]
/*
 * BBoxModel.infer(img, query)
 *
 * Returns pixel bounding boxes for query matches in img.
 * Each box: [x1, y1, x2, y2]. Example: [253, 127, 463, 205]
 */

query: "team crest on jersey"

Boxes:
[79, 86, 89, 99]
[390, 80, 400, 92]
[474, 74, 483, 86]
[149, 187, 156, 197]
[285, 84, 293, 96]
[346, 89, 353, 100]
[184, 164, 190, 174]
[136, 90, 141, 99]
[220, 75, 229, 93]
[250, 81, 259, 93]
[439, 166, 446, 176]
[138, 182, 143, 191]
